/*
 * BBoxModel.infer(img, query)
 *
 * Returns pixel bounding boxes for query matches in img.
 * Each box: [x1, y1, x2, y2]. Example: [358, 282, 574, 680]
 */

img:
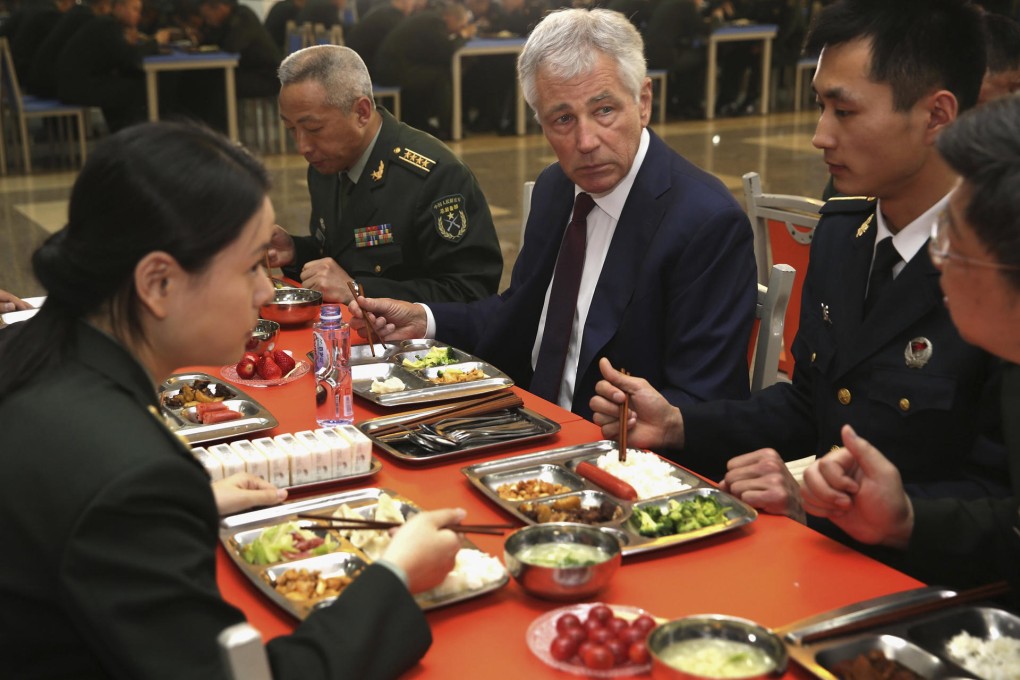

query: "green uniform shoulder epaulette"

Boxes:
[819, 195, 876, 215]
[391, 145, 438, 176]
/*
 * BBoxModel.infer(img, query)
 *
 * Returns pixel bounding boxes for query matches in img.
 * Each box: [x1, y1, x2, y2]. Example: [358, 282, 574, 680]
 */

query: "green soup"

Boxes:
[659, 638, 775, 678]
[515, 542, 610, 568]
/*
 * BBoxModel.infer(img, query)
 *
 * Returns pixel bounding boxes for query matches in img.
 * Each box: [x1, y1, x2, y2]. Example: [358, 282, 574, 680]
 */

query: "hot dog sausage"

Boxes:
[200, 409, 242, 425]
[196, 401, 229, 416]
[576, 461, 638, 500]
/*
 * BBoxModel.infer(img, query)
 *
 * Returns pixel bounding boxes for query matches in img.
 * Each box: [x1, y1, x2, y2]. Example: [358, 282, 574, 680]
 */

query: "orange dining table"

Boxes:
[202, 321, 923, 679]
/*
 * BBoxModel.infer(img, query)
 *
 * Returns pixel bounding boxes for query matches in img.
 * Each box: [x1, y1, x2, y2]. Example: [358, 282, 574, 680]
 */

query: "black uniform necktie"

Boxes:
[530, 193, 597, 403]
[864, 237, 901, 317]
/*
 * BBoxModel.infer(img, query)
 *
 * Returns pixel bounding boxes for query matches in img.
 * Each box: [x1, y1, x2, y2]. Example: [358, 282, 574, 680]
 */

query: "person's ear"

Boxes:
[134, 251, 183, 320]
[925, 90, 958, 142]
[353, 96, 375, 125]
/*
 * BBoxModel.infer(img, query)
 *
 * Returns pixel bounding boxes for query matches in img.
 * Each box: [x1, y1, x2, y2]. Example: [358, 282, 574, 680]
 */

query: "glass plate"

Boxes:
[221, 357, 311, 387]
[526, 602, 656, 677]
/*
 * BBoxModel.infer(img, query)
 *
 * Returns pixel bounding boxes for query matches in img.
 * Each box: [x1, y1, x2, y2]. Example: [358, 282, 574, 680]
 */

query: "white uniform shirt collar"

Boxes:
[874, 191, 951, 277]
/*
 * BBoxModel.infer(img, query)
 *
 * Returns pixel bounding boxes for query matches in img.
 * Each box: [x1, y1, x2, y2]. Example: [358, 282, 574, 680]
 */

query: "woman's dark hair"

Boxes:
[804, 0, 985, 113]
[0, 122, 270, 398]
[937, 94, 1020, 289]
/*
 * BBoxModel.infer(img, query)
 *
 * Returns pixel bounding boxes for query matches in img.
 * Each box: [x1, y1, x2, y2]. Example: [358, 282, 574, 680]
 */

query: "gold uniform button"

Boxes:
[899, 398, 911, 412]
[837, 388, 852, 405]
[374, 265, 382, 273]
[811, 352, 817, 362]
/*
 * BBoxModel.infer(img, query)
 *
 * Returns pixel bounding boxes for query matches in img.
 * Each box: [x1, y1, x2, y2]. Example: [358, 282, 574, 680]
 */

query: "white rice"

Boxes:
[427, 549, 506, 598]
[594, 449, 692, 499]
[946, 630, 1020, 680]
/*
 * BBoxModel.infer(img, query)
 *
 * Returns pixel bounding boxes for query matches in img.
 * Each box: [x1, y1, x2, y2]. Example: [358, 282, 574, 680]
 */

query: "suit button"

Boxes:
[374, 265, 382, 273]
[899, 398, 911, 412]
[837, 388, 852, 405]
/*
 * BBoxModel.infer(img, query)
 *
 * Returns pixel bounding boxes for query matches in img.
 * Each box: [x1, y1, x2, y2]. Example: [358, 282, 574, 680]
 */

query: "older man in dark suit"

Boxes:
[351, 8, 757, 420]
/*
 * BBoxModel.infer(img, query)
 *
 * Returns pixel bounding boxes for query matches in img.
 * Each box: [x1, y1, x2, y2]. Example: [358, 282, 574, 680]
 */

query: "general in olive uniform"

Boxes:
[273, 45, 502, 305]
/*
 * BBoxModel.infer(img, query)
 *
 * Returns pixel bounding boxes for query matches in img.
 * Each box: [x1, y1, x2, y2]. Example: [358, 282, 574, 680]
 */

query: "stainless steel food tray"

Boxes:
[461, 441, 757, 556]
[358, 407, 561, 464]
[160, 372, 278, 444]
[220, 487, 509, 619]
[350, 339, 514, 406]
[778, 592, 1020, 679]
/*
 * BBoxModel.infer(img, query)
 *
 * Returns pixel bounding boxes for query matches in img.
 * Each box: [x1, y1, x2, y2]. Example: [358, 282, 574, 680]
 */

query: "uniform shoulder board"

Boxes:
[819, 195, 876, 215]
[391, 146, 437, 176]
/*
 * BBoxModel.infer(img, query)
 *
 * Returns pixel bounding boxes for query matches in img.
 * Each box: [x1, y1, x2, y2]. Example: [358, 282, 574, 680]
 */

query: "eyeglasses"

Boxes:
[928, 210, 1020, 271]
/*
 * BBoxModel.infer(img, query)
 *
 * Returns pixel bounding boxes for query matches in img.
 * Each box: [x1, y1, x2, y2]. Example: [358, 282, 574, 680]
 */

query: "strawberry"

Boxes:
[273, 349, 297, 376]
[258, 355, 283, 380]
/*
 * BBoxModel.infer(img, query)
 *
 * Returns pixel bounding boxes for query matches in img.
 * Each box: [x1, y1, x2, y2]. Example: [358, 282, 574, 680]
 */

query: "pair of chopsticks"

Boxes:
[796, 580, 1012, 644]
[346, 281, 377, 357]
[618, 368, 630, 463]
[370, 390, 524, 438]
[296, 514, 514, 536]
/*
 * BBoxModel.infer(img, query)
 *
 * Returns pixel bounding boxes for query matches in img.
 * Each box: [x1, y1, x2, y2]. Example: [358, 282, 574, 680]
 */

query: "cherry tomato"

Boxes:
[562, 626, 586, 648]
[555, 613, 582, 634]
[581, 643, 614, 670]
[632, 615, 657, 635]
[606, 638, 629, 665]
[620, 625, 646, 645]
[628, 640, 650, 665]
[587, 604, 614, 624]
[606, 617, 629, 637]
[583, 618, 604, 637]
[577, 640, 598, 661]
[549, 635, 579, 662]
[589, 627, 614, 645]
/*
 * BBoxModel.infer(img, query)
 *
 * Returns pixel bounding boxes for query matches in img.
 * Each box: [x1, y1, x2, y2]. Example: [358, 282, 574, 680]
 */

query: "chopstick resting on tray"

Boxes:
[295, 514, 515, 536]
[369, 390, 524, 438]
[347, 281, 377, 357]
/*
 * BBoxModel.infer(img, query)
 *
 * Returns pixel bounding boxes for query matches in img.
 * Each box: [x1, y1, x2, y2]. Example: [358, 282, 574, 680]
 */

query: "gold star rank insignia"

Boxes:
[393, 146, 436, 176]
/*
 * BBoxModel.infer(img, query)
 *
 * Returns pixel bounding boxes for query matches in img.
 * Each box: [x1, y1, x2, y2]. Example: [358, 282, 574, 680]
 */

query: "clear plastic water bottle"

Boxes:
[312, 304, 353, 426]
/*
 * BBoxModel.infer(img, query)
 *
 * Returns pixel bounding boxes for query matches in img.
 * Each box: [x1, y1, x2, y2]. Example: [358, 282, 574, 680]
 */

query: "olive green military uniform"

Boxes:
[288, 108, 502, 303]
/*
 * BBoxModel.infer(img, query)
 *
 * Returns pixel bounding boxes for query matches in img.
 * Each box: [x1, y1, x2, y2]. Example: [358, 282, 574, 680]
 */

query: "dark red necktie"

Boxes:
[530, 192, 597, 403]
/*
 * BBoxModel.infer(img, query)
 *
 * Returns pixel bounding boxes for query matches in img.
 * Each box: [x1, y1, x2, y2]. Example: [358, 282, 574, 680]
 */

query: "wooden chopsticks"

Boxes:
[618, 368, 630, 463]
[369, 390, 524, 438]
[797, 580, 1012, 644]
[296, 514, 515, 536]
[346, 281, 377, 357]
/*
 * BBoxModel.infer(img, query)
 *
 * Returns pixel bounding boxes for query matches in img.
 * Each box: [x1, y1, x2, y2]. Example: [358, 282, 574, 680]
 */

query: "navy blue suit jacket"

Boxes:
[431, 129, 757, 419]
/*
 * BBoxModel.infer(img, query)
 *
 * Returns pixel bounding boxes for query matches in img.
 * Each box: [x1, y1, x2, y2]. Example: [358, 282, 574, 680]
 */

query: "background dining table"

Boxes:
[199, 320, 923, 679]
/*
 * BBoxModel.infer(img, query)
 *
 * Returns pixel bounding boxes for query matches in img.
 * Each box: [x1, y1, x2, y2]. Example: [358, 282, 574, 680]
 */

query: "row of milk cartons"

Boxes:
[192, 425, 373, 488]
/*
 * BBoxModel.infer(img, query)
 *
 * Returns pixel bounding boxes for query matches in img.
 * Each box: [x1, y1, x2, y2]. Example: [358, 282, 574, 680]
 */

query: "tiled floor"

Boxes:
[0, 110, 829, 298]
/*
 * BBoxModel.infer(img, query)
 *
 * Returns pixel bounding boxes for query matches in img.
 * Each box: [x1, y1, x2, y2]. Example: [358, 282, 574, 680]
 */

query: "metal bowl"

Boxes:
[244, 319, 280, 355]
[647, 615, 787, 680]
[503, 522, 621, 601]
[259, 287, 323, 326]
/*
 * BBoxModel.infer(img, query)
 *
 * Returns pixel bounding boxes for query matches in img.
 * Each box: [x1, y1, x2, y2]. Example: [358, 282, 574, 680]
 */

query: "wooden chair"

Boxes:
[647, 68, 668, 126]
[743, 171, 822, 377]
[219, 623, 273, 680]
[373, 85, 401, 120]
[0, 37, 87, 174]
[520, 179, 535, 244]
[793, 54, 818, 112]
[749, 263, 795, 392]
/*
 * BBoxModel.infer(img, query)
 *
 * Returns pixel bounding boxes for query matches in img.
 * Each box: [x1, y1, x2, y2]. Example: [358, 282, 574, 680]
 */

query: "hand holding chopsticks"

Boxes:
[618, 369, 630, 462]
[346, 281, 377, 357]
[296, 513, 515, 536]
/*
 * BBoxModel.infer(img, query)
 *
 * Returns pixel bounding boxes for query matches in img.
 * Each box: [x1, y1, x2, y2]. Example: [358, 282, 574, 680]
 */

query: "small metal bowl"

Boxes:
[647, 615, 787, 680]
[260, 287, 323, 325]
[245, 319, 280, 354]
[503, 522, 621, 601]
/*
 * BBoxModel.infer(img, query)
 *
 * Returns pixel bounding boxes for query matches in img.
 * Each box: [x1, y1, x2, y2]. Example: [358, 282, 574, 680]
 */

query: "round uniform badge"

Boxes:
[431, 194, 468, 243]
[904, 337, 933, 368]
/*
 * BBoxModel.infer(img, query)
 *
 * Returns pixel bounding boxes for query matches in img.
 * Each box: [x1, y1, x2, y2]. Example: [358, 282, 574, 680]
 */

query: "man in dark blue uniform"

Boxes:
[269, 45, 502, 305]
[590, 0, 1007, 547]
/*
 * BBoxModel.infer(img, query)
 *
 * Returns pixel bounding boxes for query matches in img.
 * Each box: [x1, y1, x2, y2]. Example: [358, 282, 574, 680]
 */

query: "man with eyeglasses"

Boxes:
[803, 94, 1020, 596]
[589, 0, 1009, 571]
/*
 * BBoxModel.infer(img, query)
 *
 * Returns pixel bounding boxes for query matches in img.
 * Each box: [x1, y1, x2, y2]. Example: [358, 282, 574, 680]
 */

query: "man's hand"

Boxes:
[382, 508, 465, 593]
[300, 257, 355, 303]
[720, 449, 805, 523]
[801, 424, 914, 548]
[0, 289, 32, 314]
[212, 473, 287, 516]
[589, 358, 685, 449]
[348, 295, 428, 341]
[268, 226, 296, 269]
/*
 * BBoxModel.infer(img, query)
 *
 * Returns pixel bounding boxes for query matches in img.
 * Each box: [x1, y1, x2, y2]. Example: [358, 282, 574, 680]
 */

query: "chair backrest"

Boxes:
[219, 622, 273, 680]
[313, 23, 344, 46]
[749, 263, 795, 392]
[743, 171, 822, 376]
[285, 21, 313, 55]
[520, 180, 535, 244]
[0, 38, 25, 114]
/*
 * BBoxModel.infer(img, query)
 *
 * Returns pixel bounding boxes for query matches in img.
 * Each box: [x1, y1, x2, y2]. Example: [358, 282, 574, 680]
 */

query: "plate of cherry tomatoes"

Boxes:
[527, 602, 660, 677]
[221, 349, 311, 388]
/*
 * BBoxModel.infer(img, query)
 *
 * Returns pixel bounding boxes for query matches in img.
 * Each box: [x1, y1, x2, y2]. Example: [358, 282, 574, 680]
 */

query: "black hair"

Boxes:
[805, 0, 985, 112]
[0, 122, 269, 398]
[937, 94, 1020, 288]
[982, 11, 1020, 74]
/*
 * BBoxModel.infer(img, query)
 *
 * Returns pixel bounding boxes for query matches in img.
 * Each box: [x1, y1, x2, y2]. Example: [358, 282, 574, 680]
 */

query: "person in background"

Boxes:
[9, 0, 74, 84]
[374, 0, 475, 139]
[0, 288, 30, 314]
[28, 0, 112, 98]
[270, 45, 502, 304]
[350, 8, 757, 421]
[978, 11, 1020, 104]
[197, 0, 281, 98]
[263, 0, 307, 53]
[590, 0, 1007, 562]
[0, 121, 464, 678]
[57, 0, 170, 132]
[803, 93, 1020, 596]
[345, 0, 418, 78]
[643, 0, 710, 119]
